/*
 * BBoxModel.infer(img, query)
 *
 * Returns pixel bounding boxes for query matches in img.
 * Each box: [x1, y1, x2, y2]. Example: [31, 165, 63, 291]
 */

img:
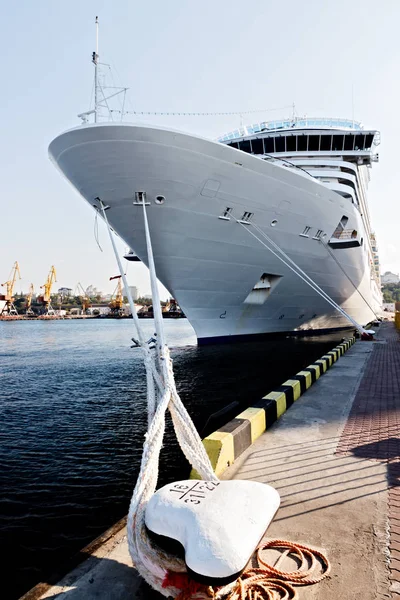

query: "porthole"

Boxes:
[271, 219, 278, 227]
[155, 195, 166, 205]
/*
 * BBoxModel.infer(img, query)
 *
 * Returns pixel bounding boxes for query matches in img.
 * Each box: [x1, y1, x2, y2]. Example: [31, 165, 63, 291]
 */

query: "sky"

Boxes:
[1, 0, 399, 299]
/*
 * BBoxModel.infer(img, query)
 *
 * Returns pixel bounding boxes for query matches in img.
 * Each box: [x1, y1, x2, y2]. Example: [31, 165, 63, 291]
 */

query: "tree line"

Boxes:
[382, 283, 400, 303]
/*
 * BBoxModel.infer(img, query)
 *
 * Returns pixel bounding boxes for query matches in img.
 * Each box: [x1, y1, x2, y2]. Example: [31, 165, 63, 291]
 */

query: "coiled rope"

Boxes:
[175, 539, 330, 599]
[98, 198, 331, 599]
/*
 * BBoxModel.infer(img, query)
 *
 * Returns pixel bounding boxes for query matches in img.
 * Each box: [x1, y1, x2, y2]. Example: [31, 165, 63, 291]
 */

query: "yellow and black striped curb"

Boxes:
[191, 336, 356, 478]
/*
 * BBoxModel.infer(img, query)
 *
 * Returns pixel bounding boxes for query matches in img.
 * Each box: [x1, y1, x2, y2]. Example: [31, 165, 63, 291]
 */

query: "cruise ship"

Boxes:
[49, 116, 382, 344]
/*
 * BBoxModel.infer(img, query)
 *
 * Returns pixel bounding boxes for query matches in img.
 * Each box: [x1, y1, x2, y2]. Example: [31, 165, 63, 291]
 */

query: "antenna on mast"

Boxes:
[92, 16, 99, 123]
[78, 17, 128, 124]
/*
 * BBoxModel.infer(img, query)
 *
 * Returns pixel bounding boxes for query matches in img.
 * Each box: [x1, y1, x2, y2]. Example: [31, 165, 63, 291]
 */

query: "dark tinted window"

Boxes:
[251, 139, 264, 154]
[354, 134, 365, 150]
[365, 134, 374, 149]
[286, 136, 296, 152]
[264, 137, 274, 153]
[344, 135, 354, 151]
[239, 140, 251, 153]
[332, 135, 344, 151]
[229, 142, 239, 149]
[297, 135, 307, 151]
[275, 137, 285, 152]
[320, 135, 331, 151]
[308, 135, 319, 151]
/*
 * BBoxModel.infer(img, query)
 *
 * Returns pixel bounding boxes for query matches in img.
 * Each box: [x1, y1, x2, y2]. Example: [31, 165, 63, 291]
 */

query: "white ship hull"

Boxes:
[49, 123, 381, 344]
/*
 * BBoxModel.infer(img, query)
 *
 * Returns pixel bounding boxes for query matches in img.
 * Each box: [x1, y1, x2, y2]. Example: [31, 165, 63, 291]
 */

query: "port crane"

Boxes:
[38, 266, 57, 315]
[76, 283, 92, 313]
[26, 284, 35, 315]
[1, 261, 21, 316]
[109, 275, 124, 316]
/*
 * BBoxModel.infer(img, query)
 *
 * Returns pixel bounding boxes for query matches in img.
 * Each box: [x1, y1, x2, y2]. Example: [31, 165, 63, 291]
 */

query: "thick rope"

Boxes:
[99, 198, 216, 597]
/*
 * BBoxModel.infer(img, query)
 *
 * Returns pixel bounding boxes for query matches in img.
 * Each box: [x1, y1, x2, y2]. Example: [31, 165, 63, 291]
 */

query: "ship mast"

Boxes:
[93, 16, 99, 123]
[78, 17, 128, 124]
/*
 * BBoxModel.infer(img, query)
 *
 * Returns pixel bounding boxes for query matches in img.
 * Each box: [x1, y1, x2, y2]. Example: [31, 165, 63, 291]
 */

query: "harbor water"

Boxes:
[1, 319, 347, 599]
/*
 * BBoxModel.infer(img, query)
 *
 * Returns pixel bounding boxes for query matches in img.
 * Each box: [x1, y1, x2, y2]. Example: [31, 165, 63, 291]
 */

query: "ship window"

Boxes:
[229, 142, 239, 149]
[344, 135, 355, 151]
[286, 136, 296, 152]
[320, 135, 332, 151]
[297, 135, 307, 151]
[239, 140, 251, 153]
[332, 135, 344, 151]
[251, 139, 264, 154]
[365, 134, 374, 149]
[354, 134, 365, 150]
[313, 229, 323, 239]
[275, 137, 285, 152]
[264, 137, 274, 153]
[308, 135, 320, 151]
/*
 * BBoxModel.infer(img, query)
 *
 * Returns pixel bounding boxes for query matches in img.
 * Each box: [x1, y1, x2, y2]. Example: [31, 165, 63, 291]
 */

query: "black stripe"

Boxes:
[304, 367, 317, 383]
[275, 385, 294, 407]
[218, 418, 252, 460]
[292, 374, 307, 393]
[254, 398, 278, 427]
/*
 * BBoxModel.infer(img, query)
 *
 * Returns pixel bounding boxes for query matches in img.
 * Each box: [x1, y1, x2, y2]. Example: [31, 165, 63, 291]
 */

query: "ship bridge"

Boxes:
[218, 118, 378, 160]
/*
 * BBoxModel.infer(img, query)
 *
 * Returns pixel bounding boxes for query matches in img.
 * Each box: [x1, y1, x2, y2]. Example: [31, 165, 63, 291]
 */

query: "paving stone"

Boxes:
[337, 323, 400, 593]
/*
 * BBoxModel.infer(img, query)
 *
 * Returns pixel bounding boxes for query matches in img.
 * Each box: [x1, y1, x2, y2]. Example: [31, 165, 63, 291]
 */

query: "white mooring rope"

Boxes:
[99, 199, 217, 597]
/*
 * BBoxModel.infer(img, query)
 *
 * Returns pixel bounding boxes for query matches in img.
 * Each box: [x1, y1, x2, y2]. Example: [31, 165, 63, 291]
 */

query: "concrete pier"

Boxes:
[23, 323, 400, 599]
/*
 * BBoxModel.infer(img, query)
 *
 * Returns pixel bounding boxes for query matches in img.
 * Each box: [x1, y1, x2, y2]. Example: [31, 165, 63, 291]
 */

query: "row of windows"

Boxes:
[219, 119, 362, 141]
[226, 133, 375, 155]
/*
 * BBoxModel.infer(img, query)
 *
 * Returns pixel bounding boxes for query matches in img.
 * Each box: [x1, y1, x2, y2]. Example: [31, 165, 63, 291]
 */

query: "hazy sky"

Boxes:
[1, 0, 399, 298]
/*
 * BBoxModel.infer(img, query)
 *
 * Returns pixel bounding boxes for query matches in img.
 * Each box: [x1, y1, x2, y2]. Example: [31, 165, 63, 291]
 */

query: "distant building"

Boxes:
[129, 286, 138, 301]
[58, 287, 72, 297]
[143, 294, 152, 300]
[381, 271, 400, 285]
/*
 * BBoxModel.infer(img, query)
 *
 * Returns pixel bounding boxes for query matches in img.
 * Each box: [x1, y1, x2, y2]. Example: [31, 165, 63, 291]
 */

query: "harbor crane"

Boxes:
[26, 284, 35, 315]
[76, 283, 92, 313]
[109, 275, 124, 316]
[38, 266, 57, 315]
[1, 261, 21, 316]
